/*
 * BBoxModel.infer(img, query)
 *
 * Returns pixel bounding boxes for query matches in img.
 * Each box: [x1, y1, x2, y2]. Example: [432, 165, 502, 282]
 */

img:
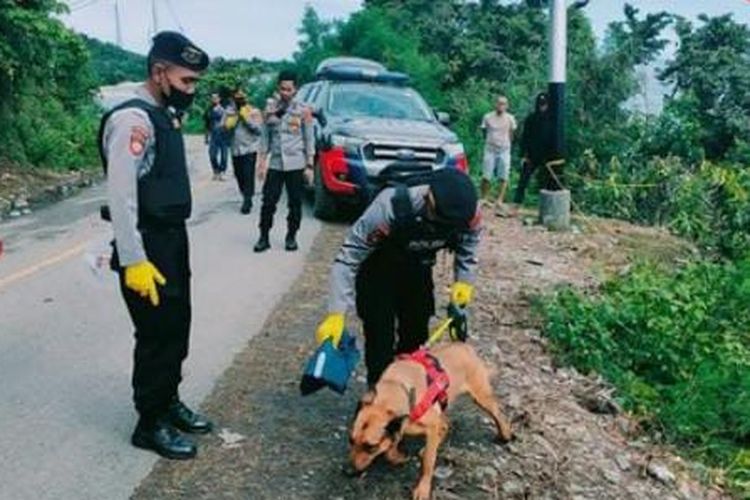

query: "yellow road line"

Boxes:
[0, 175, 216, 291]
[0, 241, 88, 290]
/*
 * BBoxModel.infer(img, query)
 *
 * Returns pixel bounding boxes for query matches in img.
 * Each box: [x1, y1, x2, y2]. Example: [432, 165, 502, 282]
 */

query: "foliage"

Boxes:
[0, 0, 98, 170]
[181, 57, 281, 134]
[660, 14, 750, 161]
[82, 35, 146, 86]
[540, 260, 750, 493]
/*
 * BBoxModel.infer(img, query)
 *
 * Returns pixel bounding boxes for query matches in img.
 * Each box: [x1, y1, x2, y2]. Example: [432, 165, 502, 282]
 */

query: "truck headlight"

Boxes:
[330, 134, 364, 153]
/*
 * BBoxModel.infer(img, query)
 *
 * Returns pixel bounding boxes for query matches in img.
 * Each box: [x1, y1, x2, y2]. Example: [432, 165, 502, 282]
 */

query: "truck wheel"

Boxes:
[313, 165, 338, 220]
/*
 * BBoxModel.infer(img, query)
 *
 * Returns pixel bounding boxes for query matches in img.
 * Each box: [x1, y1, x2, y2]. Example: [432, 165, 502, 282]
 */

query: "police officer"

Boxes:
[254, 70, 315, 253]
[99, 31, 211, 459]
[314, 167, 481, 386]
[223, 89, 264, 214]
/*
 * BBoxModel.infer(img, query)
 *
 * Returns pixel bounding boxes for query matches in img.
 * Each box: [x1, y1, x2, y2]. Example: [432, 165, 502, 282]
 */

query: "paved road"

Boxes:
[0, 136, 321, 500]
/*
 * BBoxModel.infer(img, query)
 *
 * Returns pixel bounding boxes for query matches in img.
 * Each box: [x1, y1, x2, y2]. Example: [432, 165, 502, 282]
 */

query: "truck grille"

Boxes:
[362, 143, 445, 165]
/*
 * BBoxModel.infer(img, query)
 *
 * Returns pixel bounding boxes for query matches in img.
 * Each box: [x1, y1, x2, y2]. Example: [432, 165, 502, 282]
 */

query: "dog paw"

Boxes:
[385, 447, 408, 466]
[494, 428, 515, 445]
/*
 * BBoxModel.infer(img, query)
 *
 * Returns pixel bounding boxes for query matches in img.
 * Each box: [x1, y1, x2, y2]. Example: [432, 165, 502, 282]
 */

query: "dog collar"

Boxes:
[397, 348, 450, 422]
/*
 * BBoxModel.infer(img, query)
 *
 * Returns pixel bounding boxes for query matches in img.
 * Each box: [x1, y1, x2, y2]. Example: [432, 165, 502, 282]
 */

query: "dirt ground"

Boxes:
[132, 210, 727, 500]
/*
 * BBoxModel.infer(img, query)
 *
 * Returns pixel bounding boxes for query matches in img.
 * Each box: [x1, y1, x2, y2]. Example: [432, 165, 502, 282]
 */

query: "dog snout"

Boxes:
[342, 461, 364, 478]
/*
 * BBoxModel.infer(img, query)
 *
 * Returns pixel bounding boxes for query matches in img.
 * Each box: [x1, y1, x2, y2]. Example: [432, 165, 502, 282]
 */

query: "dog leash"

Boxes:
[425, 316, 454, 348]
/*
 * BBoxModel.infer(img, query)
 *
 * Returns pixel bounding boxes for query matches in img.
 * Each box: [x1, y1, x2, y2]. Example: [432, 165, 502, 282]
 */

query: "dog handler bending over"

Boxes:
[315, 167, 481, 386]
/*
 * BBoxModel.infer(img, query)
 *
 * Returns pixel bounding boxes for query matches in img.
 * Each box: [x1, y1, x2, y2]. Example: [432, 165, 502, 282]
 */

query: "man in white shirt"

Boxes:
[480, 96, 517, 215]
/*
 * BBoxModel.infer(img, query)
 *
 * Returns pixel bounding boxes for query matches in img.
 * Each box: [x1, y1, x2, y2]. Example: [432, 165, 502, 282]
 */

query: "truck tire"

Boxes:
[313, 164, 338, 220]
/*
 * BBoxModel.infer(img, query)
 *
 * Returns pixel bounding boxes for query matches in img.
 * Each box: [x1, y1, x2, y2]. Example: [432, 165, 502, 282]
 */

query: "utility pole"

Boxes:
[538, 0, 589, 230]
[151, 0, 159, 35]
[114, 0, 123, 47]
[548, 0, 567, 170]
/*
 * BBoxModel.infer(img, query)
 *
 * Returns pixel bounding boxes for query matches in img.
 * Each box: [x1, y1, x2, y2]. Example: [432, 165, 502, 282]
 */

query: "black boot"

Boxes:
[131, 418, 197, 460]
[168, 399, 213, 434]
[254, 232, 271, 252]
[285, 232, 298, 252]
[240, 197, 252, 215]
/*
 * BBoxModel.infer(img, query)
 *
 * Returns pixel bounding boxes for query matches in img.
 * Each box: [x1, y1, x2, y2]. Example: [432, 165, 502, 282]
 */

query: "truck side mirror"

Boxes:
[435, 111, 451, 126]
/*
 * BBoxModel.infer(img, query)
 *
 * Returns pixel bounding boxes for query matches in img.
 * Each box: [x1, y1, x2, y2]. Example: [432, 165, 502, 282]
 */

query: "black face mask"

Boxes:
[164, 85, 195, 111]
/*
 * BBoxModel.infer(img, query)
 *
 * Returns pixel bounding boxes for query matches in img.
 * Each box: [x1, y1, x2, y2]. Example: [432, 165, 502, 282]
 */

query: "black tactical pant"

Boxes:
[232, 152, 257, 202]
[117, 225, 191, 424]
[259, 168, 304, 235]
[514, 159, 564, 204]
[356, 250, 435, 386]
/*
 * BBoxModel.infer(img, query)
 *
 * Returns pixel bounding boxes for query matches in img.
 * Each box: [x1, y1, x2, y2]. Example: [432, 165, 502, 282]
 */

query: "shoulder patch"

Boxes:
[366, 224, 391, 245]
[469, 208, 483, 230]
[129, 125, 150, 157]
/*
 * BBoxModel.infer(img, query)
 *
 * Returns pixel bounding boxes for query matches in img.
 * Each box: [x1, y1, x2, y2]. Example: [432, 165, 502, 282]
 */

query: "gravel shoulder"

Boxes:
[132, 211, 726, 500]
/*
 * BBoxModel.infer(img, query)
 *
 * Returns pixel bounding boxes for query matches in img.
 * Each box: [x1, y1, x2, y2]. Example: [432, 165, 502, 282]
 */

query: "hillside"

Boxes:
[82, 35, 147, 86]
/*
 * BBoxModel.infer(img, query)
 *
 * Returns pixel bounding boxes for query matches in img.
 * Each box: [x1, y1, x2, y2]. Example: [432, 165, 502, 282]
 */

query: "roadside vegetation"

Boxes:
[286, 1, 750, 493]
[2, 0, 748, 492]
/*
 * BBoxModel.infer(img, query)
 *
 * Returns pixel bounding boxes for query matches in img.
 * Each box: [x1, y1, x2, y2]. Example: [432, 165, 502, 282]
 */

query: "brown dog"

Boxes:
[349, 342, 513, 500]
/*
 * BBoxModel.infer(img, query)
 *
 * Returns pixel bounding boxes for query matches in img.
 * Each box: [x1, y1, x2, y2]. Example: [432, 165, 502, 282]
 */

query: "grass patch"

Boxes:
[537, 258, 750, 495]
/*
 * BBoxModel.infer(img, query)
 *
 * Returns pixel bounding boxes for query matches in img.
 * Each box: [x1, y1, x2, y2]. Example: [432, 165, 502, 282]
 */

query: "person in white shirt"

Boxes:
[480, 96, 517, 215]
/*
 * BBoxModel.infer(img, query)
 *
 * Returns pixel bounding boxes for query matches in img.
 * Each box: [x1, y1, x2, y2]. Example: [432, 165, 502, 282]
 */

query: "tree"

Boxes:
[660, 14, 750, 160]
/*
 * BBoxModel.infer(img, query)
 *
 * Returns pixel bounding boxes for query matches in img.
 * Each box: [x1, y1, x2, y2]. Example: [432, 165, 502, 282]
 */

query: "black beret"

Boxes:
[429, 167, 478, 226]
[148, 31, 209, 71]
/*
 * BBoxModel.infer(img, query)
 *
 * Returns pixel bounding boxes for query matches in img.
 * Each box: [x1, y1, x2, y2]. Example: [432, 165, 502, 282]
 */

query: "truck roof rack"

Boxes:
[315, 57, 410, 85]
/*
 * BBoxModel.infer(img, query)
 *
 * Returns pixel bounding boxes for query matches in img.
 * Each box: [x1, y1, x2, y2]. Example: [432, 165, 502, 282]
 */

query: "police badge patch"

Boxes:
[181, 46, 203, 65]
[129, 126, 149, 156]
[288, 115, 301, 134]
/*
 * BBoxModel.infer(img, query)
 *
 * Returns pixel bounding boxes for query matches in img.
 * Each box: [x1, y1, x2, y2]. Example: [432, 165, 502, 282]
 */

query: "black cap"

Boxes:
[429, 167, 478, 226]
[148, 31, 209, 72]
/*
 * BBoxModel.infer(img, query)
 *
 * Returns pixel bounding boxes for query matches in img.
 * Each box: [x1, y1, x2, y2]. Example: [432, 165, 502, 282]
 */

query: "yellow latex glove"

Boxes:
[315, 313, 345, 347]
[125, 260, 167, 307]
[239, 105, 252, 122]
[450, 281, 474, 308]
[224, 114, 238, 130]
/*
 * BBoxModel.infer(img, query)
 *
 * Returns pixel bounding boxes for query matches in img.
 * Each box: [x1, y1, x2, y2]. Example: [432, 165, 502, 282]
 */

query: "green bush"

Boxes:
[0, 1, 99, 170]
[567, 153, 750, 259]
[540, 260, 750, 493]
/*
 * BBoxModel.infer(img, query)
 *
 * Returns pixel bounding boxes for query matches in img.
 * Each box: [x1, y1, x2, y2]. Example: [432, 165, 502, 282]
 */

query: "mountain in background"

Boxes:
[82, 35, 146, 86]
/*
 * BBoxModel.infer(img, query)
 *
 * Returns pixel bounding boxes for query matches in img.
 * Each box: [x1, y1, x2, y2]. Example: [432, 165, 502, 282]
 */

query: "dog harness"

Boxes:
[398, 348, 450, 422]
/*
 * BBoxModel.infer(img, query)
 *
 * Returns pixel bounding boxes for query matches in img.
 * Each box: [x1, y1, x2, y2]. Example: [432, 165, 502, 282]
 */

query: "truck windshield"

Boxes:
[327, 83, 434, 121]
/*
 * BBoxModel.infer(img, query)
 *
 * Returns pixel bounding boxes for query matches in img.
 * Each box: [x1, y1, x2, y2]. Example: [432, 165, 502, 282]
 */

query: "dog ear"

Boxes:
[360, 389, 377, 406]
[386, 415, 407, 438]
[352, 389, 377, 422]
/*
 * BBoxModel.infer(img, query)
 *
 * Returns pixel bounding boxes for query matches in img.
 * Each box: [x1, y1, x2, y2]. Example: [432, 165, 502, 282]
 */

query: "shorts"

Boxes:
[482, 146, 511, 182]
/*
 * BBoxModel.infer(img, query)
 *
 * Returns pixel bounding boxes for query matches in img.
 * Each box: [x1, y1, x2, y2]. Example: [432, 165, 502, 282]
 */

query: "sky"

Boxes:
[60, 0, 750, 60]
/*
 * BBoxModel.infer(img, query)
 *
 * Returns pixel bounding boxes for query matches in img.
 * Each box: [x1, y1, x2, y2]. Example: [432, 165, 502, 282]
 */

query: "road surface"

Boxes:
[0, 136, 321, 500]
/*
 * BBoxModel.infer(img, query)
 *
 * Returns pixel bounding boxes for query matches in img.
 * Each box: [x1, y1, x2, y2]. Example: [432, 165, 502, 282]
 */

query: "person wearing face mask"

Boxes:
[315, 167, 481, 386]
[254, 70, 315, 253]
[223, 89, 264, 214]
[98, 31, 211, 460]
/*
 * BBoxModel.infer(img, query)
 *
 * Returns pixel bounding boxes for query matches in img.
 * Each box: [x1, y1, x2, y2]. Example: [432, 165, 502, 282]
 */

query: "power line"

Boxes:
[165, 0, 185, 34]
[69, 0, 102, 13]
[150, 0, 158, 36]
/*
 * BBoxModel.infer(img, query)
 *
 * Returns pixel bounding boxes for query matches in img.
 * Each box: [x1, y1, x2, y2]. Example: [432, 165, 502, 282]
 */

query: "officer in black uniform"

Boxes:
[99, 31, 211, 459]
[316, 168, 481, 385]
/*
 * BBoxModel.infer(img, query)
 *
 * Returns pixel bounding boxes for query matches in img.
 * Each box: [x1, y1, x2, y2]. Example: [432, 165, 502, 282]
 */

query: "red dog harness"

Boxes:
[398, 348, 450, 422]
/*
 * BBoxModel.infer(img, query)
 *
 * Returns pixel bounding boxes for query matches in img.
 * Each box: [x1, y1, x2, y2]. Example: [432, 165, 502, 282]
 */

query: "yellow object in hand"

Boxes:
[239, 106, 252, 122]
[450, 281, 474, 307]
[125, 260, 167, 307]
[315, 313, 345, 347]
